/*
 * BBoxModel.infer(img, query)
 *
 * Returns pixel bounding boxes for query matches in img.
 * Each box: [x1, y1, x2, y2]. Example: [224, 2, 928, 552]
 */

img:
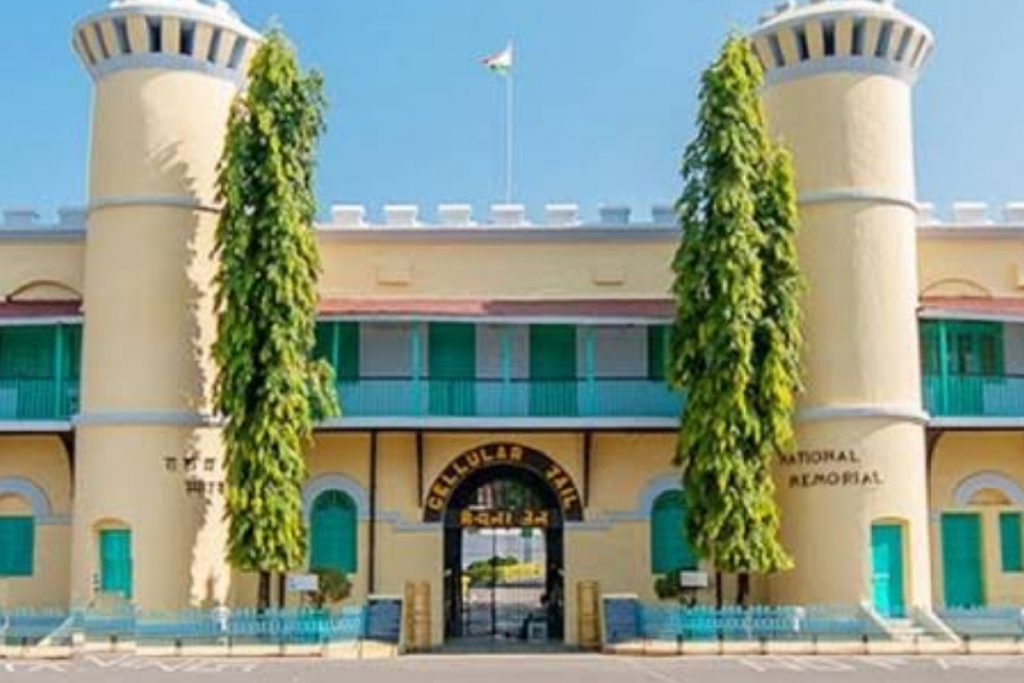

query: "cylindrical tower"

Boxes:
[70, 0, 258, 609]
[750, 1, 934, 614]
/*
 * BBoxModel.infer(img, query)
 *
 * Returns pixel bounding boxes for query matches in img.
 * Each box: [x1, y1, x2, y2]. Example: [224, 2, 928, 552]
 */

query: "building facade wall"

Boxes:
[929, 432, 1024, 608]
[5, 0, 1024, 649]
[0, 437, 72, 609]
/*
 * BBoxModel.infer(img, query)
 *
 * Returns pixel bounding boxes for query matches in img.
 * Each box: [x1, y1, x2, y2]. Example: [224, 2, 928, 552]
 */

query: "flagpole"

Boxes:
[505, 41, 514, 204]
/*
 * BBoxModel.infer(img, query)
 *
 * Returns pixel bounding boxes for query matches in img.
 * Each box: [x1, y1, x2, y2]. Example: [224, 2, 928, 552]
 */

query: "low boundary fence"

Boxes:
[937, 607, 1024, 640]
[605, 601, 888, 646]
[0, 606, 379, 650]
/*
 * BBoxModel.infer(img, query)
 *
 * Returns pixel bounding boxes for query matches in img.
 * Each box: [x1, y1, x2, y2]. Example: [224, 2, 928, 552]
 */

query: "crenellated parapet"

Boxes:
[72, 0, 259, 83]
[0, 207, 87, 232]
[751, 0, 933, 85]
[323, 203, 679, 230]
[8, 202, 1024, 234]
[919, 202, 1024, 229]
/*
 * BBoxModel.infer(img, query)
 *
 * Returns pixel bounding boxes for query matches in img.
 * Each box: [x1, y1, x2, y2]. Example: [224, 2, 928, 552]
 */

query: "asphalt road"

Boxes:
[3, 654, 1024, 682]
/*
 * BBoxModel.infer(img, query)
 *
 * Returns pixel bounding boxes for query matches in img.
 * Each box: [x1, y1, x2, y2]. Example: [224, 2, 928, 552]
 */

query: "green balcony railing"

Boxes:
[923, 374, 1024, 418]
[333, 377, 682, 419]
[0, 378, 80, 422]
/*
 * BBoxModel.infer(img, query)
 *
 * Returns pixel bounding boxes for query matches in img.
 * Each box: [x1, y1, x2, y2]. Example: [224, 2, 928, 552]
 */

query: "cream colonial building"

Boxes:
[0, 0, 1021, 647]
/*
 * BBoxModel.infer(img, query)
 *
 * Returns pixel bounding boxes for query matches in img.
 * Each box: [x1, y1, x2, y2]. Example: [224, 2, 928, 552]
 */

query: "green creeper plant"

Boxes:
[213, 30, 338, 610]
[668, 36, 802, 606]
[311, 569, 353, 609]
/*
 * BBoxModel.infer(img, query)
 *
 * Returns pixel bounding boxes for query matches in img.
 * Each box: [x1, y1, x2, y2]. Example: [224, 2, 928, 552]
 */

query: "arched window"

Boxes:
[310, 491, 357, 574]
[650, 490, 696, 574]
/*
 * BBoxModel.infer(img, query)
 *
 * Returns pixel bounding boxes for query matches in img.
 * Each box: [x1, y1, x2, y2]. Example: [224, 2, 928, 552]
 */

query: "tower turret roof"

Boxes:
[756, 0, 927, 36]
[750, 0, 933, 86]
[81, 0, 258, 41]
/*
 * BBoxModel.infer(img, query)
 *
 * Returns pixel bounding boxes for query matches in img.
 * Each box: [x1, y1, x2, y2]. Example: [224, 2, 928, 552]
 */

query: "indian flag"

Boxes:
[481, 43, 513, 76]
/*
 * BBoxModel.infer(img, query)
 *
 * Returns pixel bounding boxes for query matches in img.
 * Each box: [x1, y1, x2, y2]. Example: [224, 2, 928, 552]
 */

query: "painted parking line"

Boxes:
[0, 656, 265, 675]
[620, 656, 686, 683]
[742, 656, 1024, 674]
[738, 656, 856, 673]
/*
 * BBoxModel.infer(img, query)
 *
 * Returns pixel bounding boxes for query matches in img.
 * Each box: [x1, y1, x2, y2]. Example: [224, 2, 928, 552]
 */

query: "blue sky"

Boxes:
[1, 1, 1021, 223]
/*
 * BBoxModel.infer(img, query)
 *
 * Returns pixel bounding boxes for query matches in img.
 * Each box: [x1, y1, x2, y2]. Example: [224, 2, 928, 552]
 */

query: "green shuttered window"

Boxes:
[99, 529, 133, 599]
[429, 323, 476, 416]
[529, 325, 577, 416]
[0, 517, 34, 577]
[1000, 512, 1023, 573]
[650, 490, 697, 574]
[647, 326, 669, 381]
[310, 491, 357, 574]
[0, 325, 82, 420]
[0, 327, 54, 378]
[920, 321, 1004, 376]
[314, 322, 360, 382]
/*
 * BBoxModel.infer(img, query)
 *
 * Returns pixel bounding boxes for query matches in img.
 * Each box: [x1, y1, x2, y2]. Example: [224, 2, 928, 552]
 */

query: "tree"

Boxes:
[668, 36, 802, 607]
[213, 30, 337, 611]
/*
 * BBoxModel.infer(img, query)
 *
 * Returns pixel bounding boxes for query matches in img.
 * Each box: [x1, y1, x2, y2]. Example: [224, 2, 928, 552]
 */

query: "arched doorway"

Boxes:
[426, 443, 583, 646]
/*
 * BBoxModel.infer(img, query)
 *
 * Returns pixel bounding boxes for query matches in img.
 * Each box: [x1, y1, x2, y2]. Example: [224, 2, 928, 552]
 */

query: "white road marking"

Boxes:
[792, 657, 856, 672]
[739, 657, 805, 672]
[614, 655, 688, 683]
[860, 656, 910, 671]
[621, 656, 685, 683]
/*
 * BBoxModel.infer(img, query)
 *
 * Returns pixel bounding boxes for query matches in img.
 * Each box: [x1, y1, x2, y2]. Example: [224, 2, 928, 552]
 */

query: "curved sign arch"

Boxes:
[423, 442, 584, 523]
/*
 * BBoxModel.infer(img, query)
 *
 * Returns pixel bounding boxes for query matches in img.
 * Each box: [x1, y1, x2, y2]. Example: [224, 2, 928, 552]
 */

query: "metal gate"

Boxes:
[461, 527, 547, 640]
[442, 478, 565, 645]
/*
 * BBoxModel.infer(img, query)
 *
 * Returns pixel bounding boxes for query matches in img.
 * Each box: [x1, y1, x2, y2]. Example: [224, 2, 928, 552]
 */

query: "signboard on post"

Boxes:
[679, 571, 709, 590]
[602, 594, 640, 644]
[286, 573, 319, 593]
[365, 595, 403, 643]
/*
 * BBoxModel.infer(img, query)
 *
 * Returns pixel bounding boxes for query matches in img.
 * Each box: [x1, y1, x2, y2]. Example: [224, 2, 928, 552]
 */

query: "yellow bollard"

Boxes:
[412, 581, 432, 652]
[403, 581, 417, 651]
[577, 580, 601, 650]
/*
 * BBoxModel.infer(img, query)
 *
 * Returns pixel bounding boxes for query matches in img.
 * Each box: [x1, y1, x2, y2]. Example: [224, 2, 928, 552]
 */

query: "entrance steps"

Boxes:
[861, 602, 961, 645]
[883, 618, 930, 642]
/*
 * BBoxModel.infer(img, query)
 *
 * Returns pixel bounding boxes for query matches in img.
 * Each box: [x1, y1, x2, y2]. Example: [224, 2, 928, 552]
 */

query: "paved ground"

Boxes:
[2, 654, 1024, 682]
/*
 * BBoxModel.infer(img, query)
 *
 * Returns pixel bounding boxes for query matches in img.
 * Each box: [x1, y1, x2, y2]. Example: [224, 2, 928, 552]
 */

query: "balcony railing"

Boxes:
[333, 377, 681, 419]
[923, 374, 1024, 418]
[0, 378, 79, 422]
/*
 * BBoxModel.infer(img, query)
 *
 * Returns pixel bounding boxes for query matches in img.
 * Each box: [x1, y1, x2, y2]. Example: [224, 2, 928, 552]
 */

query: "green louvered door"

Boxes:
[0, 326, 54, 420]
[529, 325, 577, 416]
[310, 491, 357, 574]
[942, 513, 984, 608]
[651, 491, 696, 574]
[429, 323, 476, 416]
[0, 517, 34, 577]
[99, 529, 133, 600]
[871, 524, 905, 618]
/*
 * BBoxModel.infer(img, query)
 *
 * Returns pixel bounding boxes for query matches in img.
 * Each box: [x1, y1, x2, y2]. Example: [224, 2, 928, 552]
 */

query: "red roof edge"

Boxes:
[0, 300, 82, 319]
[318, 298, 674, 319]
[920, 296, 1024, 317]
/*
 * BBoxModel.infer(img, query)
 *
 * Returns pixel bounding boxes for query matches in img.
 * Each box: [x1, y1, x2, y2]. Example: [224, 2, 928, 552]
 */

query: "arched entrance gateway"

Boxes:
[424, 443, 583, 646]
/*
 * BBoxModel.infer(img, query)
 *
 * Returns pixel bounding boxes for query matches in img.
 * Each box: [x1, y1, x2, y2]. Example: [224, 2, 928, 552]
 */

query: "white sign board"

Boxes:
[286, 573, 319, 593]
[679, 571, 709, 589]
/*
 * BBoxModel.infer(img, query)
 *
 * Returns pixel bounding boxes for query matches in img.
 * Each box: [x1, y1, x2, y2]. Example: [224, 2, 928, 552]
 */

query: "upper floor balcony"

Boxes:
[8, 310, 1024, 430]
[315, 320, 681, 428]
[921, 316, 1024, 425]
[0, 323, 81, 428]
